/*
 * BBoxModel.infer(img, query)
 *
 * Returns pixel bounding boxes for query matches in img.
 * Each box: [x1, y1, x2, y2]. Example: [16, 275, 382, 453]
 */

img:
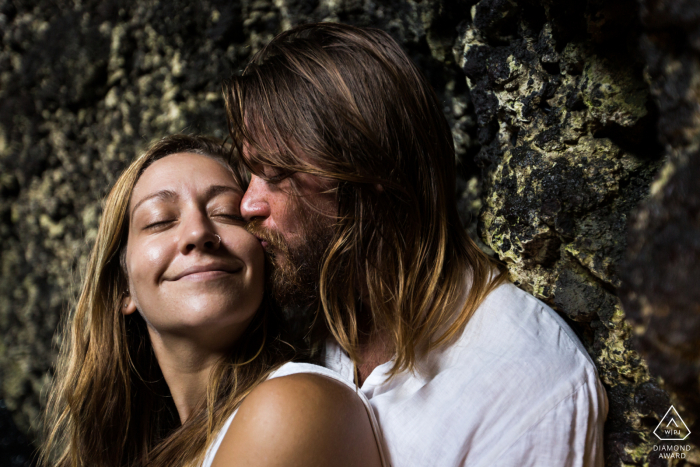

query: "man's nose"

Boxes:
[240, 174, 271, 221]
[179, 211, 220, 254]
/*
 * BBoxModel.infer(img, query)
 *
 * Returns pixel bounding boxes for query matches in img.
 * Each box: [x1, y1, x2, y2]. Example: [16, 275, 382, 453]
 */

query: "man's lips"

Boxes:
[253, 235, 270, 249]
[168, 263, 243, 281]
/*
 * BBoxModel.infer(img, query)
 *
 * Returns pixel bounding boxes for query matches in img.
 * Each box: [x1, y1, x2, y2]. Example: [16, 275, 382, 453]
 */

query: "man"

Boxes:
[225, 22, 607, 466]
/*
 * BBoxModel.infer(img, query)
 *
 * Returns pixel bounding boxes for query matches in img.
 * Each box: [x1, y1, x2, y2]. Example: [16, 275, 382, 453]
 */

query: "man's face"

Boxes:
[240, 160, 337, 308]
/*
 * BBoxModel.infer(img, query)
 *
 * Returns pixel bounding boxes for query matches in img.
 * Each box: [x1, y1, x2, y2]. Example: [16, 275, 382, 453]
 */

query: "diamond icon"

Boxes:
[654, 406, 691, 441]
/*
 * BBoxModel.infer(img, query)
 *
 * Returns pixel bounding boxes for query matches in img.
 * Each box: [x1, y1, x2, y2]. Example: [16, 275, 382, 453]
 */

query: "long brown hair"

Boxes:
[41, 135, 295, 467]
[224, 22, 507, 377]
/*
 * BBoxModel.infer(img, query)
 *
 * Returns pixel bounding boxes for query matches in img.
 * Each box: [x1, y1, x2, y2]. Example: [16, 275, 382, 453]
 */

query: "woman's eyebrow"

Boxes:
[131, 189, 178, 221]
[130, 186, 239, 221]
[205, 185, 241, 199]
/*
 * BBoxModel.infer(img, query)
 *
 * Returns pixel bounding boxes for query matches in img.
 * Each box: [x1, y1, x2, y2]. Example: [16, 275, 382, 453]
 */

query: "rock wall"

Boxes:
[453, 0, 691, 465]
[0, 0, 696, 465]
[619, 0, 700, 458]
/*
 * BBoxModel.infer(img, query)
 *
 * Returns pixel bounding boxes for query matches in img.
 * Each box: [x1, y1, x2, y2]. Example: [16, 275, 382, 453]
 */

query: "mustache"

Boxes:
[245, 219, 289, 254]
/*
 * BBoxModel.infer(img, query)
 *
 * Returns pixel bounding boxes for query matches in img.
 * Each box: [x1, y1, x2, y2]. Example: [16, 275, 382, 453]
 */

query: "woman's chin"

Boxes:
[148, 303, 256, 346]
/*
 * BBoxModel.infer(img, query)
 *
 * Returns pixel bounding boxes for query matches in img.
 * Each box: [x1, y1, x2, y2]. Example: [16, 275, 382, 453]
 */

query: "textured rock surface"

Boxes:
[454, 0, 697, 465]
[0, 0, 696, 465]
[619, 0, 700, 458]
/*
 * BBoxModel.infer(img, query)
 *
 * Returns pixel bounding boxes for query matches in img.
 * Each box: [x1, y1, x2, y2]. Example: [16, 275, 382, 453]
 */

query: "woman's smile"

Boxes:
[124, 152, 264, 349]
[167, 262, 245, 282]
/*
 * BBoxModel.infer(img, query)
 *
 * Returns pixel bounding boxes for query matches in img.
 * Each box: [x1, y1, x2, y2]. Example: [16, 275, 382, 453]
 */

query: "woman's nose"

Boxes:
[240, 175, 271, 221]
[178, 212, 220, 253]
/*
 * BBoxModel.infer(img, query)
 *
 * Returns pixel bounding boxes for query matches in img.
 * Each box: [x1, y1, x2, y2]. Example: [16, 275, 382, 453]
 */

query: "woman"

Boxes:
[41, 135, 385, 467]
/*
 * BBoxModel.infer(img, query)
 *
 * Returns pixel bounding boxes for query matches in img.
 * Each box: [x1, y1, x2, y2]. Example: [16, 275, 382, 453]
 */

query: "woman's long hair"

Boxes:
[40, 135, 296, 467]
[225, 23, 508, 377]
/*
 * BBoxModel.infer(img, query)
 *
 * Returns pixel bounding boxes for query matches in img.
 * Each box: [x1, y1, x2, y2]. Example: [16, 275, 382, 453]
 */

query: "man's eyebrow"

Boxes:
[131, 190, 178, 221]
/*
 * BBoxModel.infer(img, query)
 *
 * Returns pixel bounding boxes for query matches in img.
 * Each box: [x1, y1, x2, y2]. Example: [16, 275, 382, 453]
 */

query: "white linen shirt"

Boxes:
[324, 282, 608, 467]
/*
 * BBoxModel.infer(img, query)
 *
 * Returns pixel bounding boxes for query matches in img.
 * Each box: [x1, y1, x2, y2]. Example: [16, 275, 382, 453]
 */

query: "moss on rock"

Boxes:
[454, 0, 691, 464]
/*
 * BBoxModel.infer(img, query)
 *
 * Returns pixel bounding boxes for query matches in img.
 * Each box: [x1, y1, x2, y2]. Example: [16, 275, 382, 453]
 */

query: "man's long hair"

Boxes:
[40, 135, 296, 467]
[225, 23, 507, 377]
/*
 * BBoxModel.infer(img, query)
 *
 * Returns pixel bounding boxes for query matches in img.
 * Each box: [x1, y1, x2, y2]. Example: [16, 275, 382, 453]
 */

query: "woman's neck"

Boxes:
[148, 329, 225, 423]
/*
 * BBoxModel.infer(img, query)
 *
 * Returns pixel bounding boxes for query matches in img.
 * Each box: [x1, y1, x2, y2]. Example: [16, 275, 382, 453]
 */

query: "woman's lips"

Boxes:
[170, 264, 243, 281]
[177, 270, 236, 281]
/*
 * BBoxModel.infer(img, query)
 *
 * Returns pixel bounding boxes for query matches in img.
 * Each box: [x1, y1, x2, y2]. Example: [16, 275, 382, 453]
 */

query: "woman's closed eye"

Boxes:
[209, 203, 245, 224]
[212, 212, 245, 223]
[144, 219, 176, 230]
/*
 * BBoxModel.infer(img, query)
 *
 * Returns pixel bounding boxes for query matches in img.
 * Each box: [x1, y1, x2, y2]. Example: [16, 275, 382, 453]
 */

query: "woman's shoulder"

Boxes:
[267, 361, 355, 386]
[244, 369, 361, 414]
[210, 365, 383, 467]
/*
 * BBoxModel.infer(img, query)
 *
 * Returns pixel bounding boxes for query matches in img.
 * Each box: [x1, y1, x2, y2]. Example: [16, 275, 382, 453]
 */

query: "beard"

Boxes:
[246, 208, 335, 311]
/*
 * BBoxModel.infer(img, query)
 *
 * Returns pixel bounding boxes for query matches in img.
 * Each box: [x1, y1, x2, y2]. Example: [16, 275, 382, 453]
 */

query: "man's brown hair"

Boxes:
[225, 22, 506, 376]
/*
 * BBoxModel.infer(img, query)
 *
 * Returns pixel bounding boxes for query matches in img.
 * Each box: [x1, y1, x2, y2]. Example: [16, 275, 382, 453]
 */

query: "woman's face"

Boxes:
[124, 152, 264, 351]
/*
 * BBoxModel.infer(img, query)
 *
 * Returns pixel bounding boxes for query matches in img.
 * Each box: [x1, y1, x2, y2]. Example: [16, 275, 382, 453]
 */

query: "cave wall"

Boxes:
[619, 0, 700, 458]
[453, 0, 686, 465]
[0, 0, 696, 465]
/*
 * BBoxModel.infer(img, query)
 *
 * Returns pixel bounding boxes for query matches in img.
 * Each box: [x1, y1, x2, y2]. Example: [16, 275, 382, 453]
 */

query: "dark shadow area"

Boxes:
[0, 401, 35, 467]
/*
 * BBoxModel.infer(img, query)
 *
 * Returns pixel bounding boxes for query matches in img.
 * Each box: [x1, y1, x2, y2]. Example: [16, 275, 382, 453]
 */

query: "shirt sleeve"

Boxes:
[485, 378, 608, 467]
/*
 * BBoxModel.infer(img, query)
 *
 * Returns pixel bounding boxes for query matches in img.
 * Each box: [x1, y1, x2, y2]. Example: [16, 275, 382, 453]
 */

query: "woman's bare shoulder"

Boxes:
[211, 373, 382, 467]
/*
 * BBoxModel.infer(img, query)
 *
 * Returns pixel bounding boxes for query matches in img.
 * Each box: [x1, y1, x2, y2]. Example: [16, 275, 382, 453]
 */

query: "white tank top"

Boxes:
[201, 362, 388, 467]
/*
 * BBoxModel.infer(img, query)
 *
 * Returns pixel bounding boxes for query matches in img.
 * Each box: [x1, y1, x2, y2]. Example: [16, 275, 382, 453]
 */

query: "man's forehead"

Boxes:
[241, 139, 280, 162]
[239, 115, 284, 160]
[240, 137, 304, 169]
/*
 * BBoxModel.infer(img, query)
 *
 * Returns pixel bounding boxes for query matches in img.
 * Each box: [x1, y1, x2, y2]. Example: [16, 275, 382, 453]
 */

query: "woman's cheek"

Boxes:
[143, 239, 171, 280]
[129, 235, 173, 286]
[239, 233, 265, 300]
[247, 236, 265, 277]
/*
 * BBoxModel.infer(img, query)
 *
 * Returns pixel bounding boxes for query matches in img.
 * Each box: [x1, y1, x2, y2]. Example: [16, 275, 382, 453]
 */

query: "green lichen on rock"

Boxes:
[454, 0, 687, 465]
[619, 0, 700, 462]
[581, 53, 649, 127]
